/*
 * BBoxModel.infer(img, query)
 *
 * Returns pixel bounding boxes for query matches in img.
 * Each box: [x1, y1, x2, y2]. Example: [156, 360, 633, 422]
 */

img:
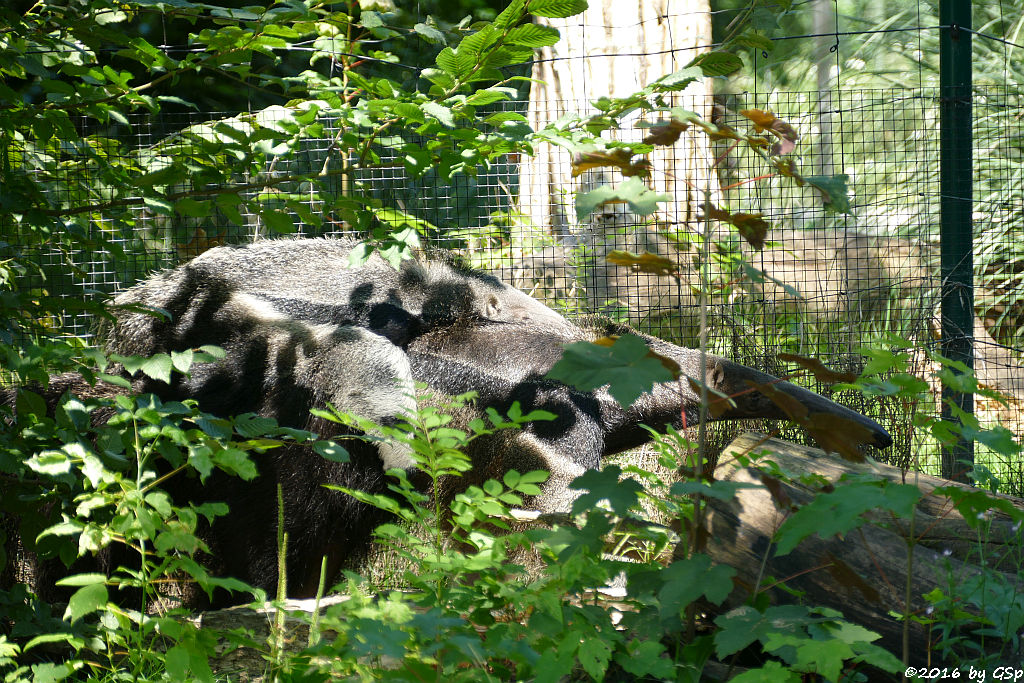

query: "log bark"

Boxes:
[704, 432, 1024, 666]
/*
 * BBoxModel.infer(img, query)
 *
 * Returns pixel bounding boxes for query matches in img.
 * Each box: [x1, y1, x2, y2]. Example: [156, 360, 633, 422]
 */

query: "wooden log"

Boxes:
[704, 432, 1024, 666]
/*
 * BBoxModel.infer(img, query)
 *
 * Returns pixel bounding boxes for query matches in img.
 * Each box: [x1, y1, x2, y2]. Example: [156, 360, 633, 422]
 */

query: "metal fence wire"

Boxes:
[9, 85, 1024, 489]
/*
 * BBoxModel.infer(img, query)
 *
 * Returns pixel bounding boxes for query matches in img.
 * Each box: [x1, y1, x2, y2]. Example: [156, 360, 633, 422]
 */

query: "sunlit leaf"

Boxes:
[741, 108, 798, 155]
[571, 145, 650, 178]
[421, 101, 455, 127]
[63, 583, 108, 623]
[528, 0, 588, 19]
[688, 51, 743, 76]
[315, 440, 350, 463]
[575, 176, 670, 221]
[605, 250, 677, 276]
[505, 24, 560, 47]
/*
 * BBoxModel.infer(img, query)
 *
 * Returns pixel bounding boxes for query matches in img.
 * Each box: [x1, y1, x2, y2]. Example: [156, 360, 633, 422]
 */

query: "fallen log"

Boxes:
[703, 432, 1024, 667]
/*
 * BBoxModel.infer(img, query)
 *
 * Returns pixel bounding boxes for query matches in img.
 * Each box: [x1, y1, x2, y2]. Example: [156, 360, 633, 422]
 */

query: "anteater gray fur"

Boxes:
[7, 238, 891, 606]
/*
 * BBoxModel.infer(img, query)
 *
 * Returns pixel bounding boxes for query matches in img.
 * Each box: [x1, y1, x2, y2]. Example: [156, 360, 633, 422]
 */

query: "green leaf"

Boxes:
[545, 333, 675, 407]
[64, 583, 108, 623]
[827, 619, 882, 646]
[189, 445, 215, 480]
[170, 349, 194, 374]
[614, 639, 675, 679]
[578, 637, 612, 680]
[165, 645, 189, 682]
[670, 479, 761, 501]
[750, 7, 780, 32]
[575, 176, 670, 222]
[528, 0, 588, 19]
[485, 111, 528, 125]
[23, 632, 80, 654]
[393, 102, 425, 123]
[774, 480, 922, 555]
[570, 465, 643, 516]
[413, 22, 445, 44]
[421, 67, 456, 89]
[360, 11, 384, 29]
[421, 101, 455, 127]
[465, 88, 512, 106]
[435, 47, 461, 77]
[174, 198, 211, 217]
[456, 24, 498, 58]
[714, 604, 814, 657]
[766, 634, 851, 682]
[213, 447, 258, 480]
[963, 424, 1022, 456]
[94, 9, 127, 25]
[803, 174, 852, 213]
[196, 345, 226, 362]
[728, 660, 798, 683]
[55, 573, 108, 587]
[134, 165, 182, 187]
[494, 0, 527, 28]
[27, 450, 72, 476]
[29, 662, 79, 683]
[481, 45, 534, 70]
[15, 389, 47, 418]
[216, 192, 246, 224]
[143, 196, 174, 215]
[141, 354, 173, 383]
[314, 440, 350, 463]
[933, 486, 1024, 529]
[234, 413, 279, 438]
[196, 416, 233, 440]
[262, 208, 296, 233]
[688, 51, 744, 77]
[733, 30, 775, 53]
[653, 66, 704, 89]
[657, 555, 735, 618]
[145, 490, 173, 518]
[505, 24, 561, 47]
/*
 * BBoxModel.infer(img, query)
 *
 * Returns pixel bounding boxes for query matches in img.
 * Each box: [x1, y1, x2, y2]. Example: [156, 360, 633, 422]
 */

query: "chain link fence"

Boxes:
[11, 84, 1024, 488]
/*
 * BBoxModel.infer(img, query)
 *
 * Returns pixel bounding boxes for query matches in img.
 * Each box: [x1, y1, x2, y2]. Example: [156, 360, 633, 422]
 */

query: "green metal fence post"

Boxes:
[939, 0, 974, 481]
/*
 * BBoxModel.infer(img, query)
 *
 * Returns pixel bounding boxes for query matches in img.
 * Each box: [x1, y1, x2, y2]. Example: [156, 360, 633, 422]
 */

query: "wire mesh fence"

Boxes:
[8, 83, 1024, 488]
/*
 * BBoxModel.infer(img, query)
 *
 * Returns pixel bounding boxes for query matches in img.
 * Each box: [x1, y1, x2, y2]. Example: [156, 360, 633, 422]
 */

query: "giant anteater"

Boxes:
[7, 238, 891, 605]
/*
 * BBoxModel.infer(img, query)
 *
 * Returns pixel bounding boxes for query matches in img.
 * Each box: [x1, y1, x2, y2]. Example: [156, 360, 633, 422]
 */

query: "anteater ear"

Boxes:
[485, 294, 501, 319]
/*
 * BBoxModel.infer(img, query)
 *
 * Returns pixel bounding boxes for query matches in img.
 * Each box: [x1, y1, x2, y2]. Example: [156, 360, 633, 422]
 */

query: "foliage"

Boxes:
[1, 350, 316, 681]
[7, 333, 1024, 679]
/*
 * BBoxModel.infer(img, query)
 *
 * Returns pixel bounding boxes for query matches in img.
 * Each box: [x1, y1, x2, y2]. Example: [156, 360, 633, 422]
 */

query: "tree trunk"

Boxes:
[704, 432, 1024, 666]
